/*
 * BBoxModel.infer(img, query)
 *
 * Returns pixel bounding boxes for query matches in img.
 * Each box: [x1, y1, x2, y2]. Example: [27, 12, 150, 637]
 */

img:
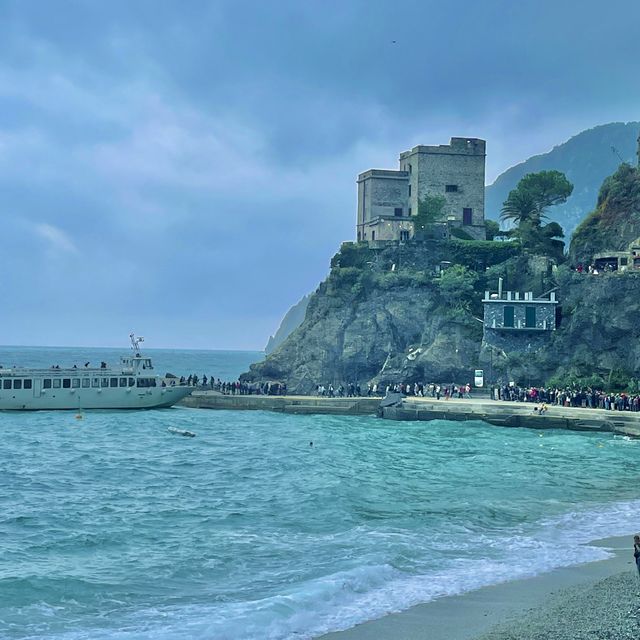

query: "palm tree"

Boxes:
[500, 189, 544, 225]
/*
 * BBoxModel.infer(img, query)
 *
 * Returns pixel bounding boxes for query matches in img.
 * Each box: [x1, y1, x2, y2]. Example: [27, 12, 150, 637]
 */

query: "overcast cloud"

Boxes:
[0, 0, 638, 349]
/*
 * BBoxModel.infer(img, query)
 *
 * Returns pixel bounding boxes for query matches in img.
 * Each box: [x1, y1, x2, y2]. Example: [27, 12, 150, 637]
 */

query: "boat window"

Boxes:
[13, 379, 22, 390]
[72, 379, 80, 388]
[43, 379, 52, 389]
[101, 378, 109, 388]
[3, 379, 11, 389]
[24, 379, 32, 389]
[62, 379, 71, 389]
[129, 378, 135, 387]
[92, 378, 100, 388]
[119, 377, 127, 387]
[110, 377, 118, 388]
[136, 377, 157, 388]
[82, 379, 90, 388]
[53, 379, 61, 389]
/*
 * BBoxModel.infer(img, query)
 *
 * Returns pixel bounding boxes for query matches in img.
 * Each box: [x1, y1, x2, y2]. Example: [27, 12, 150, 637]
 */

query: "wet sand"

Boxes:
[320, 535, 639, 640]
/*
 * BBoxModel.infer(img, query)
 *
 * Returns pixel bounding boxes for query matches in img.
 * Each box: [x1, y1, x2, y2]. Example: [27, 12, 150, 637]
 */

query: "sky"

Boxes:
[0, 0, 639, 350]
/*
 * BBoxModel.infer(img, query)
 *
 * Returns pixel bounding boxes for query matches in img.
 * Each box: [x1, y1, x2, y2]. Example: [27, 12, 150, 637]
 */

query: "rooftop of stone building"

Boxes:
[399, 137, 486, 158]
[356, 169, 408, 181]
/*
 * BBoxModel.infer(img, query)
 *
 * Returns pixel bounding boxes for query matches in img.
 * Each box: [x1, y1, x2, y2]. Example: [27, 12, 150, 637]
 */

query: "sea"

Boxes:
[2, 346, 640, 640]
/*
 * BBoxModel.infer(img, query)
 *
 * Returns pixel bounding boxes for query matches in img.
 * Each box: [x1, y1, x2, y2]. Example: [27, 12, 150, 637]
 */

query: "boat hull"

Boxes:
[0, 385, 193, 410]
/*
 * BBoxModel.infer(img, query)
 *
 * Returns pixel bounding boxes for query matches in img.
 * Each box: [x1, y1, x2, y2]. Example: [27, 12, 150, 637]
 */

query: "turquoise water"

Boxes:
[1, 349, 640, 639]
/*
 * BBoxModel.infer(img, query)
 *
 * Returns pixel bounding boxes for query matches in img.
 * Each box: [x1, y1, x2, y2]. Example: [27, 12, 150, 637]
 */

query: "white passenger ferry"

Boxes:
[0, 335, 193, 410]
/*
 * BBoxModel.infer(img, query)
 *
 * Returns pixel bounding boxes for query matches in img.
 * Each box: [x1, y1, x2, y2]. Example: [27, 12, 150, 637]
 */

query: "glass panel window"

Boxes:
[503, 306, 515, 328]
[82, 379, 90, 388]
[72, 378, 80, 388]
[445, 184, 458, 193]
[119, 377, 127, 387]
[43, 379, 52, 389]
[129, 378, 135, 387]
[53, 379, 61, 389]
[23, 379, 32, 389]
[62, 379, 71, 389]
[110, 377, 118, 388]
[525, 306, 536, 328]
[13, 379, 22, 390]
[92, 378, 100, 388]
[3, 379, 11, 390]
[101, 378, 109, 388]
[394, 207, 403, 217]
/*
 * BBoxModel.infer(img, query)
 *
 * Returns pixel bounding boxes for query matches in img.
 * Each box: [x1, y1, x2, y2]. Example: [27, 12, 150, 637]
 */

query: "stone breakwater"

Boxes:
[180, 392, 640, 437]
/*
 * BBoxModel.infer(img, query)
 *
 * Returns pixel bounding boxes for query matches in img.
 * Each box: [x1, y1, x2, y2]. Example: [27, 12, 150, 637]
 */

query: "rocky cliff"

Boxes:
[244, 237, 640, 392]
[242, 240, 520, 393]
[245, 153, 640, 393]
[569, 162, 640, 265]
[485, 268, 640, 389]
[265, 294, 310, 354]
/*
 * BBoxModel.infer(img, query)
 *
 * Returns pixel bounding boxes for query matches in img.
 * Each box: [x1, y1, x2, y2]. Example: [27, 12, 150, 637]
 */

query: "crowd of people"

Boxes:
[178, 374, 288, 396]
[493, 384, 640, 411]
[574, 263, 619, 275]
[183, 373, 640, 412]
[316, 382, 473, 399]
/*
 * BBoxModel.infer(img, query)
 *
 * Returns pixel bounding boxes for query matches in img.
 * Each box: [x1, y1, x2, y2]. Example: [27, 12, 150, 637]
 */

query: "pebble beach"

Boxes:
[478, 570, 640, 640]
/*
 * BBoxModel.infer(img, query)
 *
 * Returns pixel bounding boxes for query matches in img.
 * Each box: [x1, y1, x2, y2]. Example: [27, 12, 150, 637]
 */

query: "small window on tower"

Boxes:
[445, 184, 458, 193]
[394, 208, 403, 217]
[408, 185, 412, 197]
[463, 208, 473, 225]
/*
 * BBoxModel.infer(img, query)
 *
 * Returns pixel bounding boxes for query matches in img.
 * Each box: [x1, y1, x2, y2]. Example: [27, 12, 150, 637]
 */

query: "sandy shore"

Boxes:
[320, 535, 640, 640]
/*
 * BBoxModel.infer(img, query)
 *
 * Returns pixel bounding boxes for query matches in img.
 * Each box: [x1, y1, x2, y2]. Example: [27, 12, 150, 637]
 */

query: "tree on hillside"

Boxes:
[501, 170, 573, 225]
[412, 194, 446, 239]
[484, 219, 501, 241]
[501, 170, 573, 258]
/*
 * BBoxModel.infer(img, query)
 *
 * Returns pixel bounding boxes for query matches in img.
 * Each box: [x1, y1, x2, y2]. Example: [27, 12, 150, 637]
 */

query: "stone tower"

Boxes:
[356, 137, 487, 243]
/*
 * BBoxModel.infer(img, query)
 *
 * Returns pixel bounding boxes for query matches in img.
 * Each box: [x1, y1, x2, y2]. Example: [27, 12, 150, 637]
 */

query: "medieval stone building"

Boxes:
[356, 137, 486, 243]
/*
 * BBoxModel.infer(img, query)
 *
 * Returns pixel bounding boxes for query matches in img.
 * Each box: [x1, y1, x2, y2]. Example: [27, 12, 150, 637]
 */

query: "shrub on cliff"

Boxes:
[437, 265, 478, 310]
[570, 163, 640, 264]
[445, 239, 520, 271]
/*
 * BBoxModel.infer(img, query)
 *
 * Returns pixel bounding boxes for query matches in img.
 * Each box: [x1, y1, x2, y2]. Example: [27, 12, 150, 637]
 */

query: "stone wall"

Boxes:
[356, 170, 408, 241]
[401, 138, 486, 240]
[483, 301, 556, 330]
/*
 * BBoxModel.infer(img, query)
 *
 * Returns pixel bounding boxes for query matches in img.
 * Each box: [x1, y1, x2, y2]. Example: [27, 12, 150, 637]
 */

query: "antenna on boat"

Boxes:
[130, 333, 145, 355]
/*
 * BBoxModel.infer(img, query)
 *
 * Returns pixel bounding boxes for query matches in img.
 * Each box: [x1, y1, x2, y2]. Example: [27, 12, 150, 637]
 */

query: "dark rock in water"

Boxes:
[168, 427, 196, 437]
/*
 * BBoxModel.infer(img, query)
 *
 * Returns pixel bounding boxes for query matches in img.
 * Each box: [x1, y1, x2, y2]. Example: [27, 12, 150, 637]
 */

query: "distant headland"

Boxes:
[243, 126, 640, 396]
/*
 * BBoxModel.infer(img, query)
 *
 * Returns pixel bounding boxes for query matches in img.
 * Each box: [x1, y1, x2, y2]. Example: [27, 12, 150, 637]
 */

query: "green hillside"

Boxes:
[486, 122, 639, 237]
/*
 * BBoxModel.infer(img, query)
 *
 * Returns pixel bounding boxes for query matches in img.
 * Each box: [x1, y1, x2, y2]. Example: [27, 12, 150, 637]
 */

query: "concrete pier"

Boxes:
[180, 391, 380, 415]
[180, 392, 640, 437]
[381, 397, 640, 437]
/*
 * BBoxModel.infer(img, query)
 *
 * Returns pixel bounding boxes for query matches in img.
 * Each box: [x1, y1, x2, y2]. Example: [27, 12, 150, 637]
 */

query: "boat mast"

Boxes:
[130, 333, 145, 356]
